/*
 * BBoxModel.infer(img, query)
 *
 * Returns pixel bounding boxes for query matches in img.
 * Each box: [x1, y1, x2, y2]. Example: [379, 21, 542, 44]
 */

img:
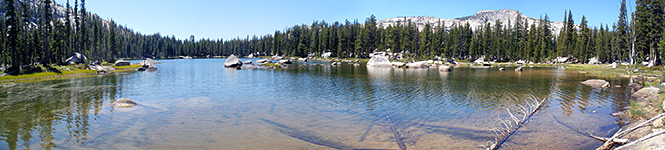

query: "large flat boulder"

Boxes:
[115, 60, 130, 66]
[224, 54, 242, 68]
[632, 86, 660, 98]
[406, 61, 429, 68]
[367, 55, 392, 67]
[581, 79, 610, 88]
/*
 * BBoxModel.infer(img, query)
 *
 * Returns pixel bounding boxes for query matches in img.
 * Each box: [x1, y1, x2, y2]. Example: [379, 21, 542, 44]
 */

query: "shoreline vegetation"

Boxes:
[0, 63, 141, 83]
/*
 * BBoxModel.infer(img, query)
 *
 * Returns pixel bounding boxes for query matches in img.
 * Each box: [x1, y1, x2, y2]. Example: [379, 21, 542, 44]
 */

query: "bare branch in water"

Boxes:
[485, 97, 548, 150]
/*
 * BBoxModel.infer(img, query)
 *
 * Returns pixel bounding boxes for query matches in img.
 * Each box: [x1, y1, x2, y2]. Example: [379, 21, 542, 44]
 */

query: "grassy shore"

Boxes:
[0, 64, 141, 83]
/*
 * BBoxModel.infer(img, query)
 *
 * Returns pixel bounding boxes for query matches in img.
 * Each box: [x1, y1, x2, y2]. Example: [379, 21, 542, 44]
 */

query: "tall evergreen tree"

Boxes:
[4, 0, 19, 70]
[615, 0, 629, 63]
[41, 0, 53, 64]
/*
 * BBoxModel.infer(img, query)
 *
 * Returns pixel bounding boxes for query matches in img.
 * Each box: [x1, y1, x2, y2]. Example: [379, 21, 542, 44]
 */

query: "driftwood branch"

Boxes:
[596, 113, 665, 150]
[485, 97, 548, 150]
[589, 134, 629, 144]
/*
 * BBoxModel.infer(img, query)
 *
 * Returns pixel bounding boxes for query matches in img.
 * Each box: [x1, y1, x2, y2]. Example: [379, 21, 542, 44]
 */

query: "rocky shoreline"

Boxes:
[580, 78, 665, 150]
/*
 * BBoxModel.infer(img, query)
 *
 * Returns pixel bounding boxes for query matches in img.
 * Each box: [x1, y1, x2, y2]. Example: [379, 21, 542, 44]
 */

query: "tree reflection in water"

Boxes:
[0, 76, 121, 149]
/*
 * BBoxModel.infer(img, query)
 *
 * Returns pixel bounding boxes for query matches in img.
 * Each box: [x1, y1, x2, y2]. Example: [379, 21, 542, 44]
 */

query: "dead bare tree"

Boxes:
[484, 97, 548, 150]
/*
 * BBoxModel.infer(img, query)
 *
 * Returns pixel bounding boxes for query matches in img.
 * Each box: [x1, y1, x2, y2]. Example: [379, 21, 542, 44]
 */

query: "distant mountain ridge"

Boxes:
[378, 9, 566, 34]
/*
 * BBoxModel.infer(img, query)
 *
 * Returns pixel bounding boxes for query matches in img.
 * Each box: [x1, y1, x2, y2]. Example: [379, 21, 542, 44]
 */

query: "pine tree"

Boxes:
[41, 0, 53, 64]
[5, 0, 20, 70]
[80, 0, 88, 61]
[615, 0, 629, 63]
[65, 0, 72, 57]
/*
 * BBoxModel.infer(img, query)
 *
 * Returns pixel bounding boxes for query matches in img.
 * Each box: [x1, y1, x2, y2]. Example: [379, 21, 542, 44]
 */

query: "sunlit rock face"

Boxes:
[367, 55, 392, 67]
[225, 54, 242, 68]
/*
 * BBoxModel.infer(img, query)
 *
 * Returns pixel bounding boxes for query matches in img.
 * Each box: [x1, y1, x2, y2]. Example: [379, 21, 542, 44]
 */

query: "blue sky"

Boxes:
[54, 0, 629, 41]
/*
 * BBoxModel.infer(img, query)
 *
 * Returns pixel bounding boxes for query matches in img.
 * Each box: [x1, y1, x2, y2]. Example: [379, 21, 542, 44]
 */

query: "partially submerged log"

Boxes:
[486, 97, 548, 150]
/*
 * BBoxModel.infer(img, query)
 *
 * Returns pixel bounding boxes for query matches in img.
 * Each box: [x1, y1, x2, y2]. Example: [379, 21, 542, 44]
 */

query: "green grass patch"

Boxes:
[114, 64, 142, 70]
[566, 64, 630, 77]
[262, 63, 282, 68]
[629, 101, 646, 118]
[1, 64, 140, 83]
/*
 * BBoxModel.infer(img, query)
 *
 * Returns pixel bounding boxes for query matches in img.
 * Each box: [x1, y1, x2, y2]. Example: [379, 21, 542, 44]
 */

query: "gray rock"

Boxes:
[353, 63, 360, 67]
[271, 55, 283, 60]
[632, 86, 659, 98]
[331, 62, 341, 65]
[111, 98, 138, 108]
[65, 52, 87, 65]
[138, 58, 158, 71]
[115, 60, 130, 66]
[256, 59, 271, 63]
[277, 59, 292, 64]
[297, 58, 308, 62]
[653, 117, 664, 128]
[499, 67, 506, 71]
[406, 61, 429, 68]
[391, 62, 405, 68]
[224, 54, 243, 68]
[581, 79, 610, 88]
[367, 55, 392, 67]
[515, 67, 523, 72]
[438, 65, 452, 72]
[242, 60, 252, 64]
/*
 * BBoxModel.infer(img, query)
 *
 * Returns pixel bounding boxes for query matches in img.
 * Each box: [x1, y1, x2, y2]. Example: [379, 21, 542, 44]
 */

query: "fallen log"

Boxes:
[596, 113, 665, 150]
[486, 97, 548, 150]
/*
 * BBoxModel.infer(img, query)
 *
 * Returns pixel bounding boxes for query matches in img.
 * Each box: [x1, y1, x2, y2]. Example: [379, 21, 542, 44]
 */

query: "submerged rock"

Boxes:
[581, 79, 610, 88]
[242, 60, 252, 64]
[111, 98, 138, 108]
[367, 55, 392, 67]
[224, 54, 242, 68]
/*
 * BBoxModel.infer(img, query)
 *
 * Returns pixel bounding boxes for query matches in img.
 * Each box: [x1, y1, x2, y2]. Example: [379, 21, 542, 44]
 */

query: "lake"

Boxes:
[0, 58, 632, 149]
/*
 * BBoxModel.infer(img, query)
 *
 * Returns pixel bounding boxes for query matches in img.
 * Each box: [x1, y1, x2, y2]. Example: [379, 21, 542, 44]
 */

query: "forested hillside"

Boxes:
[0, 0, 662, 72]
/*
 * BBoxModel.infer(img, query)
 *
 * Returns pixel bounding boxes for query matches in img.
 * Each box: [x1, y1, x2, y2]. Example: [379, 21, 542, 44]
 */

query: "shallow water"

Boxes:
[0, 59, 631, 149]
